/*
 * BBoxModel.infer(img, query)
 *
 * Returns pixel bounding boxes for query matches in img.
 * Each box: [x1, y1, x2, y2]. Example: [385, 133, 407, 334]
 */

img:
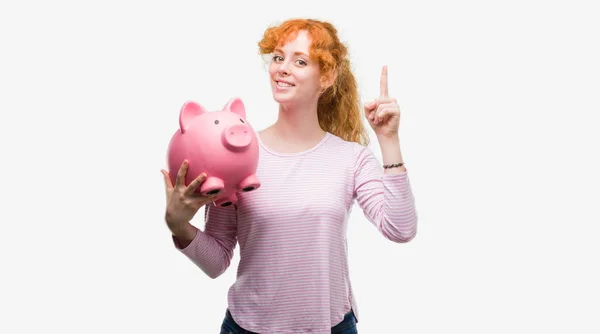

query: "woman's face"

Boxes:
[268, 30, 323, 106]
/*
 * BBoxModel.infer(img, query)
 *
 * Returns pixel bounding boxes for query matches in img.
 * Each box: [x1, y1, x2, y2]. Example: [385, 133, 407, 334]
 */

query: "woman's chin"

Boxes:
[272, 92, 294, 104]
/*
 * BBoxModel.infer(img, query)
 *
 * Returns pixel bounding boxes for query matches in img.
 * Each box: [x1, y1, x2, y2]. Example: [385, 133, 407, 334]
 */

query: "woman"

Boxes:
[161, 18, 418, 333]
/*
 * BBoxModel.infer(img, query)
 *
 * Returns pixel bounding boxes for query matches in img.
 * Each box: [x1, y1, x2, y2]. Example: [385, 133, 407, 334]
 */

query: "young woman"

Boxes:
[161, 18, 418, 333]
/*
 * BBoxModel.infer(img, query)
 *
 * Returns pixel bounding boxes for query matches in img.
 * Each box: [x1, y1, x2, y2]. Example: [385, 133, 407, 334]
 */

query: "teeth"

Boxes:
[277, 81, 293, 87]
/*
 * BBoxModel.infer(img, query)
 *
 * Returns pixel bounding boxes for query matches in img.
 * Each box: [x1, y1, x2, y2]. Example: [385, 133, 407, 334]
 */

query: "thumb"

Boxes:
[364, 101, 377, 110]
[364, 101, 377, 120]
[162, 169, 173, 190]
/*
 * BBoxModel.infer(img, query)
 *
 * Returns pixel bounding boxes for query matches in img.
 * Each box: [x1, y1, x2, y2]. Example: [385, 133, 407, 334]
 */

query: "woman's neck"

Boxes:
[272, 102, 325, 143]
[259, 101, 327, 153]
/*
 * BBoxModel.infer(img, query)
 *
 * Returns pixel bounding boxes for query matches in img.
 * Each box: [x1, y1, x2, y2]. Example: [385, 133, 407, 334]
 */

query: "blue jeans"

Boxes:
[220, 308, 358, 334]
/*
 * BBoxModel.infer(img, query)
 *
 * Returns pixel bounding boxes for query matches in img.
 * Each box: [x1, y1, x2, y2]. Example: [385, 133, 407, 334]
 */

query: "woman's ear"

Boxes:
[324, 70, 337, 88]
[320, 70, 338, 93]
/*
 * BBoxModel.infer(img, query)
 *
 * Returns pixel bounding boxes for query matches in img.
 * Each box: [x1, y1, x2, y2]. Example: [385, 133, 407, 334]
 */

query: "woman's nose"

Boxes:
[277, 62, 290, 75]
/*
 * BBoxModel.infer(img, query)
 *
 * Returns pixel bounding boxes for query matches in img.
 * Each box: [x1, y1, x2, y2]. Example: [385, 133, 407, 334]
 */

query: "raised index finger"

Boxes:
[380, 65, 389, 97]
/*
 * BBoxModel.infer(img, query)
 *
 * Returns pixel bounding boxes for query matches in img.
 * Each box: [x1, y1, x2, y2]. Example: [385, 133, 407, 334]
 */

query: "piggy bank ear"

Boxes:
[179, 101, 208, 133]
[223, 97, 246, 119]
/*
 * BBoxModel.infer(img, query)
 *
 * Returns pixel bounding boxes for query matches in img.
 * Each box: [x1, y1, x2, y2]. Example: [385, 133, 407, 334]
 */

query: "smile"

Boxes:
[276, 81, 295, 87]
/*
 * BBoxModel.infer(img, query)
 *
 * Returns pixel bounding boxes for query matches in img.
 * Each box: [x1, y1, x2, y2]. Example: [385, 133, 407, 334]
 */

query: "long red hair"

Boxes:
[258, 18, 369, 146]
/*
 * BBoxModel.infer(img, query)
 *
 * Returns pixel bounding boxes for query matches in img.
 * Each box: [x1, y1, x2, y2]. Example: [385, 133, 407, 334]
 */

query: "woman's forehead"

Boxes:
[277, 30, 312, 53]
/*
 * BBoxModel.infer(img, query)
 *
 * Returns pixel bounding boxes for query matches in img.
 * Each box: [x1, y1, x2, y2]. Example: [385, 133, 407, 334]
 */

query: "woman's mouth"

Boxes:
[276, 81, 295, 88]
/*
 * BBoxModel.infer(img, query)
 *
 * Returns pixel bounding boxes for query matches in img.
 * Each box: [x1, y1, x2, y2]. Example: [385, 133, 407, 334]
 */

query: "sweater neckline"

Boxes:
[257, 132, 331, 157]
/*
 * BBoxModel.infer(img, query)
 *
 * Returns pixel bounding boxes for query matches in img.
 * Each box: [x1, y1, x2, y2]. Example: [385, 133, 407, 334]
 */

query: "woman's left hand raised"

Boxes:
[364, 65, 401, 138]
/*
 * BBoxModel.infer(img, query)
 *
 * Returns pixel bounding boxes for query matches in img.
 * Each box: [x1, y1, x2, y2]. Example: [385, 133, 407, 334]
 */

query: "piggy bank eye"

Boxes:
[240, 118, 244, 123]
[214, 120, 219, 125]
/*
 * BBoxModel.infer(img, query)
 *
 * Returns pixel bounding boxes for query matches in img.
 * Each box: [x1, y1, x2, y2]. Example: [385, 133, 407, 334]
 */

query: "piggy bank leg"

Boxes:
[215, 194, 237, 208]
[200, 176, 225, 196]
[238, 174, 260, 192]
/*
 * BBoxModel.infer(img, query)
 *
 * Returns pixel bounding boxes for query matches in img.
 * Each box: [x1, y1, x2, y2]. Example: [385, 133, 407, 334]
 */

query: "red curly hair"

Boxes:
[258, 18, 369, 146]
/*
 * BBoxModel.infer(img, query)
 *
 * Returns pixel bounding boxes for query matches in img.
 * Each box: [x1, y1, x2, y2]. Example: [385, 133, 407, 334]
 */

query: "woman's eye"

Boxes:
[296, 59, 307, 66]
[273, 55, 283, 62]
[240, 118, 244, 123]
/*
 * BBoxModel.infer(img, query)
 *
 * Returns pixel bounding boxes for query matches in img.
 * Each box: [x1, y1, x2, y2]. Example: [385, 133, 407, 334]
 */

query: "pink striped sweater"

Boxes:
[173, 132, 418, 333]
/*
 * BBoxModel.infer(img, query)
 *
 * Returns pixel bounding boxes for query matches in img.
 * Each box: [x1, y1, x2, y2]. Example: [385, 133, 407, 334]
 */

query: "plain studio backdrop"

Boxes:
[1, 0, 598, 333]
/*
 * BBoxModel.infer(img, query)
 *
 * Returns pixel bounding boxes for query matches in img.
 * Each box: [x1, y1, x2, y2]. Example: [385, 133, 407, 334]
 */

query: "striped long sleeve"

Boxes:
[353, 144, 418, 242]
[173, 204, 238, 279]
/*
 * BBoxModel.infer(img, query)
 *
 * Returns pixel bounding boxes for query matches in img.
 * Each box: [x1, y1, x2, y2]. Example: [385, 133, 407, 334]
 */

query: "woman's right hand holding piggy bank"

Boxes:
[161, 159, 217, 247]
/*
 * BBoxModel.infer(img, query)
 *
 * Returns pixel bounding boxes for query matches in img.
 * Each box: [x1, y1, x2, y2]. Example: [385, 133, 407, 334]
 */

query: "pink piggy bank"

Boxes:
[166, 97, 260, 207]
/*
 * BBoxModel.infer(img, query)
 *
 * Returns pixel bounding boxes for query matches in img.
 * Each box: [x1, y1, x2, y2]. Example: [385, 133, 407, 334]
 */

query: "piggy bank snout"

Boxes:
[222, 124, 253, 151]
